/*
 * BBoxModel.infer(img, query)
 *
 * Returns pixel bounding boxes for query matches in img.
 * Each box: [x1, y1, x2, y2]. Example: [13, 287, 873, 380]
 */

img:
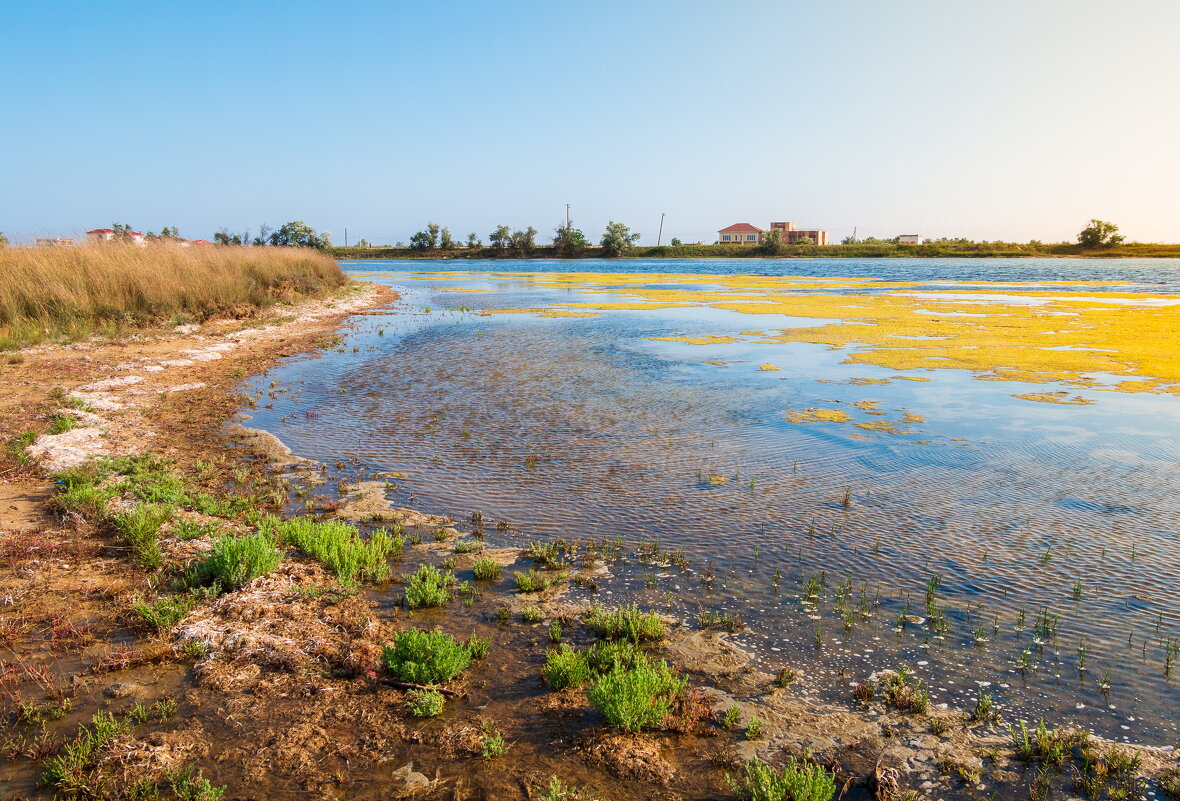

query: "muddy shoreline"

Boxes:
[1, 282, 1177, 800]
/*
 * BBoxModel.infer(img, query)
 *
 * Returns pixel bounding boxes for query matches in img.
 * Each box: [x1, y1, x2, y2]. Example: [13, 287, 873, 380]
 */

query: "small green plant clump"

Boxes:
[403, 563, 458, 608]
[535, 776, 591, 801]
[514, 568, 566, 593]
[190, 531, 283, 590]
[1010, 719, 1087, 769]
[746, 716, 764, 740]
[114, 503, 174, 569]
[130, 593, 200, 631]
[522, 606, 543, 624]
[583, 604, 666, 643]
[479, 724, 509, 758]
[542, 645, 595, 689]
[587, 658, 687, 732]
[472, 556, 502, 580]
[41, 710, 133, 790]
[881, 667, 929, 713]
[404, 688, 446, 717]
[382, 628, 473, 685]
[726, 757, 836, 801]
[453, 539, 482, 554]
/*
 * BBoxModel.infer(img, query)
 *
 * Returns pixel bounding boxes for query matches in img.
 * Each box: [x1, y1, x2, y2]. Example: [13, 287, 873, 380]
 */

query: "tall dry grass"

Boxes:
[0, 244, 347, 349]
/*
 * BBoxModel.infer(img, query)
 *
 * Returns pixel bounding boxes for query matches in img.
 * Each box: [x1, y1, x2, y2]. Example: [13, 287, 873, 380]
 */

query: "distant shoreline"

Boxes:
[330, 242, 1180, 260]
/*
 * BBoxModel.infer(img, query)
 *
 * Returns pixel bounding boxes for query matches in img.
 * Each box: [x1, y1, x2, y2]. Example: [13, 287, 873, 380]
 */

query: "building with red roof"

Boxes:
[86, 228, 145, 246]
[717, 221, 828, 246]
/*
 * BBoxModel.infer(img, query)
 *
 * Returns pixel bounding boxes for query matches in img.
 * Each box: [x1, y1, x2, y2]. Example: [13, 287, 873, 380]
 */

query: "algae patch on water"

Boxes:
[785, 408, 853, 424]
[1012, 392, 1095, 405]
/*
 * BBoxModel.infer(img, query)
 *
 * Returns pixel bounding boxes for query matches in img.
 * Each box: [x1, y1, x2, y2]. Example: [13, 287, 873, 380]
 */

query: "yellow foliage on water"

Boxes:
[1012, 392, 1095, 405]
[708, 475, 728, 485]
[853, 400, 879, 410]
[759, 364, 782, 371]
[649, 335, 741, 345]
[785, 408, 853, 424]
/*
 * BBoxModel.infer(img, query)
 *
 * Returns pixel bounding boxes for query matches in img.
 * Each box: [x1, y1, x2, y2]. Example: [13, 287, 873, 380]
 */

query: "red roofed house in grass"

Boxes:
[717, 223, 764, 244]
[718, 221, 830, 246]
[86, 228, 145, 246]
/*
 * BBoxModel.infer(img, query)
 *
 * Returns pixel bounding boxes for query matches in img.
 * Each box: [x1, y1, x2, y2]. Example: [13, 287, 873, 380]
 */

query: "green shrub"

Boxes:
[382, 628, 472, 684]
[522, 606, 543, 624]
[266, 516, 394, 586]
[192, 531, 283, 590]
[726, 757, 836, 801]
[403, 563, 457, 608]
[587, 659, 686, 732]
[130, 593, 200, 631]
[583, 604, 666, 642]
[472, 556, 502, 580]
[114, 503, 174, 569]
[543, 645, 593, 689]
[535, 776, 589, 800]
[453, 539, 482, 554]
[514, 568, 565, 593]
[1010, 719, 1086, 768]
[405, 688, 446, 717]
[6, 430, 37, 465]
[881, 667, 930, 713]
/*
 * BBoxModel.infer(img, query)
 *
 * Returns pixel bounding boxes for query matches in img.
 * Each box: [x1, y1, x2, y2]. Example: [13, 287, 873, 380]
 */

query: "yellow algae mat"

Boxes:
[408, 272, 1180, 397]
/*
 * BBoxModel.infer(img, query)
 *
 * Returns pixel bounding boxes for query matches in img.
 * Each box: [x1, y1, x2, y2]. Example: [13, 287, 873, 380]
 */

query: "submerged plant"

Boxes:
[404, 563, 457, 608]
[583, 604, 666, 643]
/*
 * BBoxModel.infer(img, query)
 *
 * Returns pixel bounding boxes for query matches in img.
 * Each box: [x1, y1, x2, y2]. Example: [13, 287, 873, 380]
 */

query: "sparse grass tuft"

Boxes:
[130, 593, 200, 631]
[583, 604, 666, 642]
[880, 667, 929, 713]
[114, 503, 174, 569]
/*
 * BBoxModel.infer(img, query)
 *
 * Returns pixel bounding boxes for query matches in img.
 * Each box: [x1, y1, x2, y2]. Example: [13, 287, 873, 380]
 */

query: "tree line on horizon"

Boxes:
[0, 219, 1133, 251]
[404, 220, 641, 258]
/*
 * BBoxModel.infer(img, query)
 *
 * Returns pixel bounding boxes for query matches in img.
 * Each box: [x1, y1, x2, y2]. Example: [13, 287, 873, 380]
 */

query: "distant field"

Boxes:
[331, 242, 1180, 260]
[0, 245, 346, 349]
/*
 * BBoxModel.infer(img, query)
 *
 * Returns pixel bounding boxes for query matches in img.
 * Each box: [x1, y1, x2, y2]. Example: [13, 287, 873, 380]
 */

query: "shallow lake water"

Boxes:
[243, 258, 1180, 743]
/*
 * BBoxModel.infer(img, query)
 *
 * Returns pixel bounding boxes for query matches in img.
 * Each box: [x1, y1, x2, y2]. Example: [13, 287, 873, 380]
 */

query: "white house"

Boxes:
[898, 234, 924, 245]
[86, 228, 145, 246]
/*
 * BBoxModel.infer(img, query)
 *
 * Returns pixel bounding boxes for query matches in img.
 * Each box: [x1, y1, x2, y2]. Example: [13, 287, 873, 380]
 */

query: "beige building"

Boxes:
[717, 223, 764, 244]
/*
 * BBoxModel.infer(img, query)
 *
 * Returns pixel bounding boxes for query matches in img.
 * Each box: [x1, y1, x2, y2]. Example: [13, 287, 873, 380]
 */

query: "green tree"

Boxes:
[1077, 219, 1124, 248]
[669, 237, 682, 246]
[112, 223, 136, 243]
[509, 226, 538, 257]
[600, 221, 640, 257]
[489, 225, 512, 255]
[794, 235, 814, 246]
[553, 221, 588, 258]
[268, 220, 331, 249]
[466, 232, 481, 248]
[758, 228, 785, 255]
[410, 223, 441, 251]
[440, 227, 454, 249]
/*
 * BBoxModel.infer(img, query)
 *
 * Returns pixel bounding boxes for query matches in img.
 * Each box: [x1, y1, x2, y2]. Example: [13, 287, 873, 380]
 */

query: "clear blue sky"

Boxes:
[3, 0, 1178, 245]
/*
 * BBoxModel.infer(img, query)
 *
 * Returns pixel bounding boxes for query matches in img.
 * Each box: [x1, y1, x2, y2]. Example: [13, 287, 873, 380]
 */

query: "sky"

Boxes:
[2, 0, 1179, 246]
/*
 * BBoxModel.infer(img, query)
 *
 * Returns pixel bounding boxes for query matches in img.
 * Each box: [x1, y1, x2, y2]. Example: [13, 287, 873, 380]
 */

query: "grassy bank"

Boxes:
[332, 242, 1180, 261]
[0, 245, 346, 349]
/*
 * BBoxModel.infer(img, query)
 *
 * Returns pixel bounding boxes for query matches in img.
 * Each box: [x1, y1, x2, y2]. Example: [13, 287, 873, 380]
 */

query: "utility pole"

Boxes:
[851, 226, 856, 244]
[345, 227, 349, 247]
[565, 204, 571, 230]
[656, 213, 665, 246]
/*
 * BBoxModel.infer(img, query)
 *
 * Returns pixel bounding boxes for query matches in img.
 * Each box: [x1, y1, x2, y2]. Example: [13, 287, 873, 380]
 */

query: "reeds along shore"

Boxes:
[0, 244, 346, 349]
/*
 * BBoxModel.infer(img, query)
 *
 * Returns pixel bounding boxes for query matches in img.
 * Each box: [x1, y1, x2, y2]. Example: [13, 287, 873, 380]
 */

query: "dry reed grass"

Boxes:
[0, 244, 346, 349]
